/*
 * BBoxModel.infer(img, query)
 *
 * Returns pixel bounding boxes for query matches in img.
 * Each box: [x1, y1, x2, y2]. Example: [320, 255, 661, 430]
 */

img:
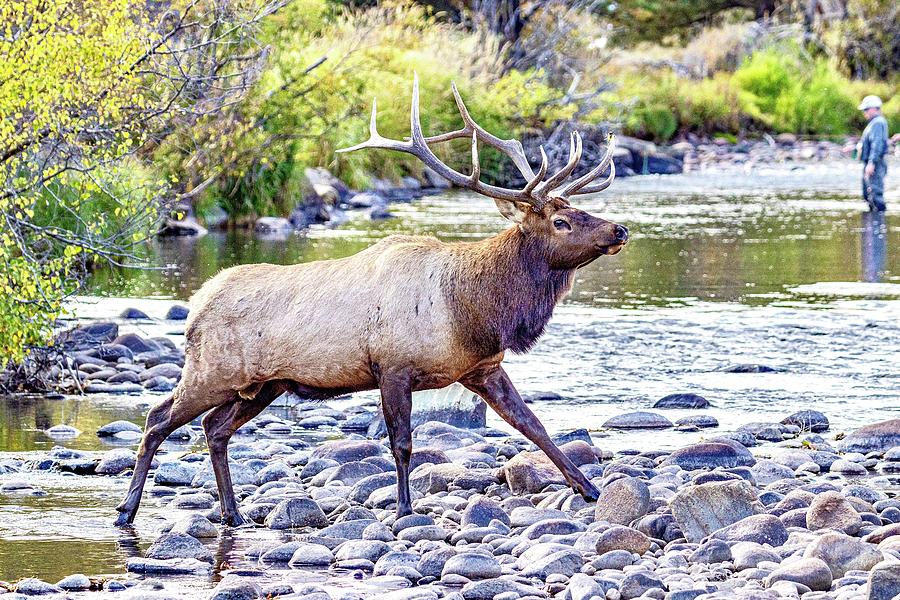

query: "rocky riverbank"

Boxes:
[160, 132, 899, 239]
[1, 309, 899, 600]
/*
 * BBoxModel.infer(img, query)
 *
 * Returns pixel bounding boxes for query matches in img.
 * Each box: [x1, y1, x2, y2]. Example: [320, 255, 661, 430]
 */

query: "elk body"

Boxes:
[115, 76, 628, 527]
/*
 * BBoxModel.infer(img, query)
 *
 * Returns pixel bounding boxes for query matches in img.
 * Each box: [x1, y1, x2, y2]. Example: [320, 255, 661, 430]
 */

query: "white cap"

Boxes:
[858, 95, 882, 110]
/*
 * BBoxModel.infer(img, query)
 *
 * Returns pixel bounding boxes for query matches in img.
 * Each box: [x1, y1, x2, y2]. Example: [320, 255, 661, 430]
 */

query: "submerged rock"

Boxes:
[603, 411, 673, 429]
[653, 393, 711, 409]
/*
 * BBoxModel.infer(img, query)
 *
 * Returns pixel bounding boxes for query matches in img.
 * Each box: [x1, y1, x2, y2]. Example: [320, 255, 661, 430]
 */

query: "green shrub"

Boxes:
[778, 62, 858, 135]
[733, 47, 799, 118]
[629, 105, 678, 141]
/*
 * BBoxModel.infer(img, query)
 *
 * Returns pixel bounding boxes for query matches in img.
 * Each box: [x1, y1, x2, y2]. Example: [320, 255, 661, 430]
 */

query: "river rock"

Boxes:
[595, 525, 652, 555]
[441, 552, 501, 580]
[310, 440, 383, 464]
[462, 495, 509, 528]
[731, 542, 780, 570]
[120, 307, 150, 319]
[166, 305, 189, 320]
[662, 441, 756, 470]
[765, 557, 832, 592]
[670, 480, 763, 543]
[146, 532, 213, 562]
[460, 577, 546, 600]
[603, 411, 673, 429]
[595, 476, 650, 525]
[139, 363, 182, 381]
[264, 498, 328, 529]
[501, 441, 593, 494]
[711, 514, 789, 546]
[567, 573, 612, 600]
[288, 543, 334, 566]
[521, 548, 584, 579]
[653, 393, 710, 409]
[125, 557, 212, 574]
[868, 562, 900, 600]
[56, 574, 90, 591]
[154, 461, 200, 485]
[676, 415, 719, 428]
[781, 410, 829, 432]
[112, 333, 158, 354]
[620, 572, 666, 599]
[839, 419, 900, 453]
[803, 531, 883, 578]
[208, 579, 262, 600]
[57, 321, 118, 348]
[14, 578, 62, 595]
[806, 491, 863, 534]
[171, 514, 218, 539]
[688, 539, 732, 564]
[95, 448, 136, 475]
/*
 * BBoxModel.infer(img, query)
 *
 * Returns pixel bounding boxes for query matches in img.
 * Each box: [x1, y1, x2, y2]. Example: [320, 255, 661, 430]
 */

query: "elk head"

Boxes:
[337, 75, 628, 270]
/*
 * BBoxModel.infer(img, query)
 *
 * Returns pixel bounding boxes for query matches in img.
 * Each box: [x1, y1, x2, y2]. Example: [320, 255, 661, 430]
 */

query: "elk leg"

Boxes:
[115, 387, 214, 526]
[379, 374, 414, 518]
[203, 384, 280, 526]
[462, 366, 600, 501]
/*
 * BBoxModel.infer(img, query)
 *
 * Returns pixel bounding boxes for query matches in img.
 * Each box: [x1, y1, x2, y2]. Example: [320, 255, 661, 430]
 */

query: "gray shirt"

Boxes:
[860, 114, 889, 165]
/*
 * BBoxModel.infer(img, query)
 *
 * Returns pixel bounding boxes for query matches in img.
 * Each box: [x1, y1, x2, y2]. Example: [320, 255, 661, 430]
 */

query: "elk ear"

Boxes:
[494, 199, 532, 223]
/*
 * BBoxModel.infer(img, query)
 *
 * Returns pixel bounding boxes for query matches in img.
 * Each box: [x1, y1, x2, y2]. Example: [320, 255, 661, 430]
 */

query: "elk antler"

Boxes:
[336, 74, 616, 211]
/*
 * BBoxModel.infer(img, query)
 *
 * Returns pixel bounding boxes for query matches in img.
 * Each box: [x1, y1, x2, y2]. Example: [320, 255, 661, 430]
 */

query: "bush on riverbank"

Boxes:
[158, 0, 576, 222]
[595, 42, 897, 142]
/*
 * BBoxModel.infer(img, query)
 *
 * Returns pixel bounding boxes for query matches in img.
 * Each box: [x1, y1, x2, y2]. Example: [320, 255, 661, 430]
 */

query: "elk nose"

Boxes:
[614, 225, 629, 243]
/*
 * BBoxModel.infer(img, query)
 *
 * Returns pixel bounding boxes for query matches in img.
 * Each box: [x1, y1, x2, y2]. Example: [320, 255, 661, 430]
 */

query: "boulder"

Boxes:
[311, 440, 383, 464]
[145, 532, 213, 563]
[501, 441, 594, 494]
[868, 562, 900, 600]
[765, 557, 832, 592]
[806, 491, 863, 534]
[441, 552, 501, 580]
[95, 448, 137, 475]
[595, 476, 650, 525]
[669, 480, 764, 543]
[710, 514, 789, 547]
[803, 531, 883, 578]
[595, 525, 652, 555]
[839, 419, 900, 453]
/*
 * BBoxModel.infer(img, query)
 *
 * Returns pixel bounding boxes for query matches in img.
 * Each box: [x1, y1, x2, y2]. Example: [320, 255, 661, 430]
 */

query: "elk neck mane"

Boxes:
[442, 225, 574, 356]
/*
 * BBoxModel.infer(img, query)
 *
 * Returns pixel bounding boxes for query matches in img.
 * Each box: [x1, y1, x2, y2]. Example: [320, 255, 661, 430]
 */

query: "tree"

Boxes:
[0, 0, 282, 388]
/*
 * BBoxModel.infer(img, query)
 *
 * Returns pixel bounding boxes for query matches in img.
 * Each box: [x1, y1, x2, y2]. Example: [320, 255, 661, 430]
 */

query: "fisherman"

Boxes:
[858, 95, 889, 211]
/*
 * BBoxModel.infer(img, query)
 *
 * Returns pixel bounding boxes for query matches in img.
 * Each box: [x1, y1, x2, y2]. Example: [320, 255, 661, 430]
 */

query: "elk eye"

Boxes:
[553, 218, 571, 231]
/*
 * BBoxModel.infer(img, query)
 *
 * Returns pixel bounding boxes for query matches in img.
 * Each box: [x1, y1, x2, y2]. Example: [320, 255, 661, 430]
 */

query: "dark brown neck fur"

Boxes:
[443, 226, 574, 357]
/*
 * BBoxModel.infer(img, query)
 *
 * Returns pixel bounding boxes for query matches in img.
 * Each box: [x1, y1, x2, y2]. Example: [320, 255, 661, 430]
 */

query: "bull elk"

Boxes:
[115, 75, 628, 527]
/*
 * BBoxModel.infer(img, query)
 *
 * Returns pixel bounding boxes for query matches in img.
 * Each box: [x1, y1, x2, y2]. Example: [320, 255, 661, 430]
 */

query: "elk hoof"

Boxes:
[114, 511, 135, 527]
[223, 512, 247, 527]
[578, 482, 600, 502]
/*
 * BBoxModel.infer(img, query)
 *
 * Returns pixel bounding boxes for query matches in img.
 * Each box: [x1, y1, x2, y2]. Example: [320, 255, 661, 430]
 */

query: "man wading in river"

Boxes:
[858, 95, 889, 211]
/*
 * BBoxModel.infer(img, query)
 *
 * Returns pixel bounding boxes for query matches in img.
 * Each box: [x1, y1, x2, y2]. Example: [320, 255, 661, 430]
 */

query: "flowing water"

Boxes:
[1, 160, 898, 587]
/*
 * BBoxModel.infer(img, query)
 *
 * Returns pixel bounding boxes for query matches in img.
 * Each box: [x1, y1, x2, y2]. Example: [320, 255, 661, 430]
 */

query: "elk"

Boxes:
[115, 75, 628, 527]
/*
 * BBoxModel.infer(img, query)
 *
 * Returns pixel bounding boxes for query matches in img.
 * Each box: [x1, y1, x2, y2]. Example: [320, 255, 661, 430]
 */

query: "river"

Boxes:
[0, 159, 898, 588]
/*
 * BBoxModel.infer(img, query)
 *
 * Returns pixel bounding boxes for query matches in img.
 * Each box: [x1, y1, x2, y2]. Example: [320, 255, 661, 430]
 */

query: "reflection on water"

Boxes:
[87, 164, 899, 307]
[861, 210, 888, 282]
